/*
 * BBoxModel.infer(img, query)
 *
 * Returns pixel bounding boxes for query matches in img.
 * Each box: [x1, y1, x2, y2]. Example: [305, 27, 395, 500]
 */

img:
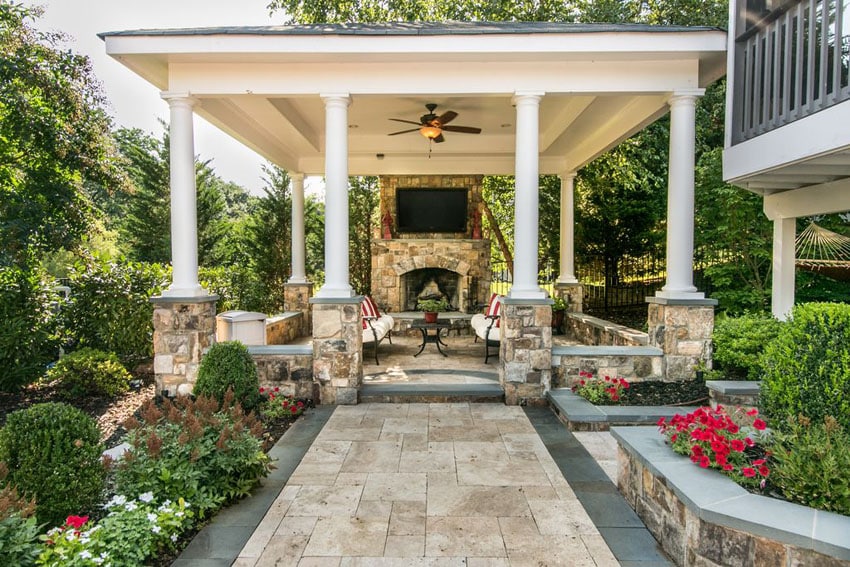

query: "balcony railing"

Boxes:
[732, 0, 850, 144]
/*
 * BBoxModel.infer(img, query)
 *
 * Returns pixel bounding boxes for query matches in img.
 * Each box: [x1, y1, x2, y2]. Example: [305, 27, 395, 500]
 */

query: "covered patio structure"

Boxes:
[101, 21, 726, 404]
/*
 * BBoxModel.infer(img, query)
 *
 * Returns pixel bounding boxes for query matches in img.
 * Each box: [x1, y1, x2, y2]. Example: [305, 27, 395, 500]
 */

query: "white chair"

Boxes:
[361, 296, 394, 365]
[470, 294, 503, 363]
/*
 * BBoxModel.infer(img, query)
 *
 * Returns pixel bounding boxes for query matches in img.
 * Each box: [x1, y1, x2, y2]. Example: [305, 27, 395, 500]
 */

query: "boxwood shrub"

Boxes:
[760, 302, 850, 430]
[0, 403, 106, 527]
[194, 341, 260, 410]
[711, 313, 782, 380]
[45, 348, 131, 397]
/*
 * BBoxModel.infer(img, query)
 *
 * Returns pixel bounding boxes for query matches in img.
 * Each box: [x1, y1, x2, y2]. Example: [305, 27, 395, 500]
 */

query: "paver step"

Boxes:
[359, 383, 504, 403]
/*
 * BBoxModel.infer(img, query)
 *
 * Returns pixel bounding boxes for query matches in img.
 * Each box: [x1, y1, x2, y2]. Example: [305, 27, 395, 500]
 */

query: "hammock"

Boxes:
[795, 222, 850, 281]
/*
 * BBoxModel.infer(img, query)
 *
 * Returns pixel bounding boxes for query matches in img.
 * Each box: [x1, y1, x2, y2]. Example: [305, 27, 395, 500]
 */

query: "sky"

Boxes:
[23, 0, 280, 195]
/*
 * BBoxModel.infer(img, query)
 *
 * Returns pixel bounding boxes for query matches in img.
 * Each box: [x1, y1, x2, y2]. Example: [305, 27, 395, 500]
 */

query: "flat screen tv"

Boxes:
[396, 188, 468, 233]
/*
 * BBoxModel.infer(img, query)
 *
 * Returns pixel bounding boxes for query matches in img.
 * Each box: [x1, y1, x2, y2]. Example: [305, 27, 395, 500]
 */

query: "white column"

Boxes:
[510, 92, 546, 299]
[161, 92, 204, 297]
[288, 173, 308, 284]
[772, 217, 796, 320]
[316, 94, 353, 298]
[657, 89, 705, 300]
[557, 172, 578, 284]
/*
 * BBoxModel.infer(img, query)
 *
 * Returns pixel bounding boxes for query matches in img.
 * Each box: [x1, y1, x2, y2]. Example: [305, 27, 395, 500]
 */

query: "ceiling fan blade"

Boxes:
[442, 125, 482, 134]
[388, 128, 421, 136]
[389, 118, 423, 126]
[433, 133, 445, 143]
[436, 111, 457, 125]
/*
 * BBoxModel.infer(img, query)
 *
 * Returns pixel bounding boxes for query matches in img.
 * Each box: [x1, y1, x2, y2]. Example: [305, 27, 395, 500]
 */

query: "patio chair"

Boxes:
[361, 296, 394, 365]
[470, 293, 503, 363]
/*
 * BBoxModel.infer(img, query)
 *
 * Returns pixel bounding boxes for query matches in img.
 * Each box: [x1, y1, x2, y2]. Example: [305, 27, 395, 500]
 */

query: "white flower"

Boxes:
[138, 492, 155, 503]
[108, 494, 127, 508]
[175, 511, 184, 517]
[125, 501, 138, 512]
[163, 499, 172, 507]
[152, 525, 161, 534]
[147, 512, 157, 522]
[170, 534, 179, 543]
[92, 558, 104, 565]
[80, 550, 93, 559]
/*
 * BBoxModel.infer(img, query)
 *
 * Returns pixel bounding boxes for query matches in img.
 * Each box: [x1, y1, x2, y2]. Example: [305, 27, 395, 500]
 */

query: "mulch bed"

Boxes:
[600, 379, 710, 407]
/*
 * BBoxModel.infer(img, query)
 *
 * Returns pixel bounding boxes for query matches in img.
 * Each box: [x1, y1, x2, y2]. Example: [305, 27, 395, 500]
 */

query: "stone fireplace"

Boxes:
[371, 175, 491, 313]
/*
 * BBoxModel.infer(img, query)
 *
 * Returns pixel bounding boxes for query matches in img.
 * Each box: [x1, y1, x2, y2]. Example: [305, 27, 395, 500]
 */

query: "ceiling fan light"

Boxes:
[419, 125, 442, 139]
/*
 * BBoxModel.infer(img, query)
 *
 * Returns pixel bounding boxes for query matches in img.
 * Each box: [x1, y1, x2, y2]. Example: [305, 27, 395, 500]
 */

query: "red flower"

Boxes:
[290, 405, 299, 413]
[730, 439, 745, 452]
[65, 515, 89, 529]
[691, 445, 703, 457]
[274, 387, 280, 392]
[741, 467, 756, 478]
[698, 455, 710, 468]
[297, 401, 304, 407]
[670, 433, 678, 442]
[259, 387, 265, 393]
[758, 465, 770, 477]
[657, 417, 667, 427]
[752, 459, 766, 466]
[722, 463, 734, 471]
[752, 419, 767, 431]
[746, 408, 759, 416]
[726, 423, 740, 434]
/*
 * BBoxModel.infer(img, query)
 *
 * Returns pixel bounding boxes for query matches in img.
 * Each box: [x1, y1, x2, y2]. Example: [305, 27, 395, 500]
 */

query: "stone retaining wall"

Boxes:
[564, 312, 648, 346]
[248, 346, 315, 401]
[266, 312, 303, 345]
[551, 345, 664, 387]
[613, 427, 850, 567]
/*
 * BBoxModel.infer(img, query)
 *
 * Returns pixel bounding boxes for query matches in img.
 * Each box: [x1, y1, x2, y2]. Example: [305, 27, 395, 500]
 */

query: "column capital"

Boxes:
[668, 89, 706, 106]
[320, 93, 351, 107]
[160, 91, 197, 107]
[290, 172, 305, 183]
[559, 171, 577, 182]
[512, 91, 545, 105]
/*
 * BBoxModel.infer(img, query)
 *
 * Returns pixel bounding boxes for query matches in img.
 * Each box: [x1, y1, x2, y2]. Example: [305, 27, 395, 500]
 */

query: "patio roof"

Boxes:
[101, 21, 726, 175]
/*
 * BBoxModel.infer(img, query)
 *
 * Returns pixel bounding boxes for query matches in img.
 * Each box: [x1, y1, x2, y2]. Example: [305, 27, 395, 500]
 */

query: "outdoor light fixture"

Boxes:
[419, 125, 442, 139]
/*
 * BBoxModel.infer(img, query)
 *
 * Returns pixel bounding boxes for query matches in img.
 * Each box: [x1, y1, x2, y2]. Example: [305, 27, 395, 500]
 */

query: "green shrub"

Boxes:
[199, 265, 268, 314]
[45, 348, 131, 397]
[114, 395, 271, 517]
[195, 341, 260, 410]
[769, 415, 850, 516]
[60, 258, 169, 368]
[0, 266, 60, 391]
[0, 463, 41, 565]
[711, 313, 783, 380]
[0, 403, 106, 527]
[760, 303, 850, 430]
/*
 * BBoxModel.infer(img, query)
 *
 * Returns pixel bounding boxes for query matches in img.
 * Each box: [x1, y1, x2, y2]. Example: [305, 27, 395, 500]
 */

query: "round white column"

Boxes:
[161, 92, 204, 297]
[288, 173, 308, 284]
[658, 89, 705, 300]
[316, 94, 353, 298]
[510, 92, 546, 299]
[557, 172, 578, 284]
[771, 217, 796, 320]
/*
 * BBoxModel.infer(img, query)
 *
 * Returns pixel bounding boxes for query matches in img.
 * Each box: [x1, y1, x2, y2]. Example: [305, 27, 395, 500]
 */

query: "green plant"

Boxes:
[0, 265, 60, 391]
[571, 371, 629, 404]
[759, 303, 850, 430]
[195, 341, 260, 410]
[768, 415, 850, 516]
[0, 403, 106, 527]
[416, 298, 449, 312]
[114, 394, 272, 517]
[552, 296, 567, 311]
[0, 463, 42, 565]
[60, 258, 169, 368]
[45, 348, 131, 398]
[259, 387, 306, 419]
[711, 313, 782, 380]
[37, 496, 194, 567]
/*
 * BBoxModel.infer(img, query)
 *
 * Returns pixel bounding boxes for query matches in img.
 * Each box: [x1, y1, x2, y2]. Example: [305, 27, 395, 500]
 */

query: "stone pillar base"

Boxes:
[285, 282, 314, 337]
[646, 296, 717, 381]
[311, 297, 363, 405]
[555, 282, 583, 313]
[151, 295, 219, 397]
[500, 298, 553, 405]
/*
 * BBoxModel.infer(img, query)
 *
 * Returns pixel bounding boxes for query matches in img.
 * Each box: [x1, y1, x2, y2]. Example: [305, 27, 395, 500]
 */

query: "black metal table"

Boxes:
[412, 320, 451, 357]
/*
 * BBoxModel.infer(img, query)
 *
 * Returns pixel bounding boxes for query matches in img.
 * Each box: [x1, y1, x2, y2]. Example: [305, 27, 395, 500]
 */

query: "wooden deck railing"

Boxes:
[733, 0, 849, 143]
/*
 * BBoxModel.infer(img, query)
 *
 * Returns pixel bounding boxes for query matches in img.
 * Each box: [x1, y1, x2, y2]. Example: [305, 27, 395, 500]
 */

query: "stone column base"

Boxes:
[311, 297, 363, 405]
[500, 298, 553, 405]
[285, 282, 314, 337]
[151, 295, 219, 397]
[555, 282, 583, 313]
[646, 296, 717, 381]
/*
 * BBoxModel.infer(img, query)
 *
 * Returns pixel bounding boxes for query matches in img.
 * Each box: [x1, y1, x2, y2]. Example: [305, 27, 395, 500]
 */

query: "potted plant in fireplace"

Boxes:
[417, 298, 449, 323]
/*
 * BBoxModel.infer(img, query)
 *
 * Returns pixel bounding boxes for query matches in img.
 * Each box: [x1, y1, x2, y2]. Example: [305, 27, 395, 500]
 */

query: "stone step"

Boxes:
[359, 383, 504, 403]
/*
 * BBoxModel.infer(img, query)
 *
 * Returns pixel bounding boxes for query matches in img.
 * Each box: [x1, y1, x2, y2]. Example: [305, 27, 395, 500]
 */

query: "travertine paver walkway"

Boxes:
[234, 403, 619, 566]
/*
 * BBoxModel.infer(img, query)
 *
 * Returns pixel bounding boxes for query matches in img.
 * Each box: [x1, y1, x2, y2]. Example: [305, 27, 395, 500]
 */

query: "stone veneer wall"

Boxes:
[151, 296, 217, 396]
[371, 175, 491, 313]
[564, 313, 648, 347]
[500, 299, 552, 405]
[249, 347, 315, 400]
[311, 299, 362, 405]
[551, 346, 664, 387]
[647, 298, 716, 381]
[265, 313, 303, 345]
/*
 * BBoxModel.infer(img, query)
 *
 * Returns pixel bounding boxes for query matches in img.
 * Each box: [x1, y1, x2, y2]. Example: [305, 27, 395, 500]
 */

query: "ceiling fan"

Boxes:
[388, 103, 482, 143]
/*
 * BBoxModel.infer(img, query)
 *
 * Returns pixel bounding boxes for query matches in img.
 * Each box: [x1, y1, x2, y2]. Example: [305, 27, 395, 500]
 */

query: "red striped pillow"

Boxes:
[485, 293, 503, 317]
[362, 296, 380, 328]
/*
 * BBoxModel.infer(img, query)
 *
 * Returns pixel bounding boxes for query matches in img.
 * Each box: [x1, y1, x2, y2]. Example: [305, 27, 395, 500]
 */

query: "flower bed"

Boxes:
[613, 426, 850, 566]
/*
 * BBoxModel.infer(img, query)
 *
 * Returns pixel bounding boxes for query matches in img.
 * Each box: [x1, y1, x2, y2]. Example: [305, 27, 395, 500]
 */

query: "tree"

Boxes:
[0, 4, 126, 266]
[348, 176, 380, 295]
[114, 126, 231, 266]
